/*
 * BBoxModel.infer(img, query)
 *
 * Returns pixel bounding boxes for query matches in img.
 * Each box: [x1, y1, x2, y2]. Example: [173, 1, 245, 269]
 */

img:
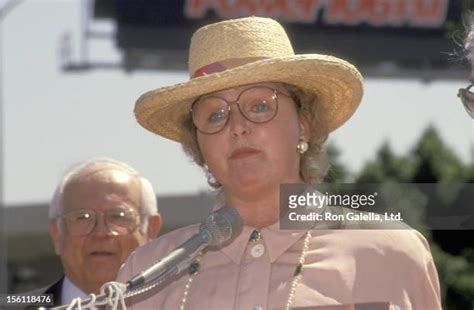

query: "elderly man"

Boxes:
[44, 157, 161, 306]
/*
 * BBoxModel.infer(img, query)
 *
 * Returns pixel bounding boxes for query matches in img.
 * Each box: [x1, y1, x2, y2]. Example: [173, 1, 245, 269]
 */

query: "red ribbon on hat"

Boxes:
[191, 57, 271, 79]
[192, 62, 227, 78]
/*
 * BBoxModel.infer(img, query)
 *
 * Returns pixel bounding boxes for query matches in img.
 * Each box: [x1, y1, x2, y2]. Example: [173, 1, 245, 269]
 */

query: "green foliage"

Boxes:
[325, 143, 349, 184]
[467, 159, 474, 182]
[353, 125, 470, 184]
[355, 142, 413, 183]
[431, 244, 474, 309]
[411, 125, 467, 183]
[331, 125, 473, 309]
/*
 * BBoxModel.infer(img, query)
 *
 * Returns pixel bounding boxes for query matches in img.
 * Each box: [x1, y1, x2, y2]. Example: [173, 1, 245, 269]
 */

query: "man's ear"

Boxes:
[146, 214, 162, 240]
[49, 218, 62, 256]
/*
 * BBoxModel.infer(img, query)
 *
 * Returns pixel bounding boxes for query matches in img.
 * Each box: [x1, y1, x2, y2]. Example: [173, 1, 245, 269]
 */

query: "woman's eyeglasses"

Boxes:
[457, 84, 474, 119]
[60, 205, 140, 236]
[191, 86, 290, 134]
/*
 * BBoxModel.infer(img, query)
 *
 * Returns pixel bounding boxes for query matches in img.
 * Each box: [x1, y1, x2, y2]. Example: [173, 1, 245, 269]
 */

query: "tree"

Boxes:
[411, 125, 467, 183]
[325, 143, 349, 183]
[352, 125, 474, 309]
[355, 142, 413, 183]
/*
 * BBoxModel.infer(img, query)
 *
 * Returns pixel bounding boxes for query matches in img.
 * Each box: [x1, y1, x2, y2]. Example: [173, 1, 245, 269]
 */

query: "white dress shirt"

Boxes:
[60, 276, 89, 306]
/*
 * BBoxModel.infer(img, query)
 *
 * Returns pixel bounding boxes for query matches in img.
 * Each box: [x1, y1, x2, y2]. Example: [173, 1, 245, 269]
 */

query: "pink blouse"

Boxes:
[117, 222, 441, 309]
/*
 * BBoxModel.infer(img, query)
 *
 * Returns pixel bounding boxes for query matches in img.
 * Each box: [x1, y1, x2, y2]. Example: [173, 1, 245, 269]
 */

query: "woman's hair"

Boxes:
[180, 83, 330, 188]
[464, 13, 474, 65]
[285, 84, 330, 184]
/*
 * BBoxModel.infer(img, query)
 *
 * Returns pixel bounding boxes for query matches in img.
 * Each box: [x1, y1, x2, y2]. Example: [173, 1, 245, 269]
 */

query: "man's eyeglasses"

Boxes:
[60, 205, 140, 236]
[191, 86, 290, 134]
[457, 84, 474, 119]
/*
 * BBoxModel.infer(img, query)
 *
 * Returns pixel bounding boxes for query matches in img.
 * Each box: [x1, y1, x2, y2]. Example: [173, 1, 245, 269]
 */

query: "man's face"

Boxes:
[49, 169, 158, 294]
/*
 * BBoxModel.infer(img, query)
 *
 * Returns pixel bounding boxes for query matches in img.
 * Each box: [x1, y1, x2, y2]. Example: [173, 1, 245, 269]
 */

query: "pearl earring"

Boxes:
[296, 140, 308, 154]
[204, 165, 220, 187]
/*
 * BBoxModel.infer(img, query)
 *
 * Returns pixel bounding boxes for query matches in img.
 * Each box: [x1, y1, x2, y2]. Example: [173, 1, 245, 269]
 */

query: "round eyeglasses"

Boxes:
[191, 86, 290, 134]
[457, 84, 474, 119]
[60, 205, 140, 236]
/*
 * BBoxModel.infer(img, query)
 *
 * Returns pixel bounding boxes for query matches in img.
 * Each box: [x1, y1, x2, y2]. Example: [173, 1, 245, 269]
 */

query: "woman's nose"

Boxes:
[228, 104, 251, 137]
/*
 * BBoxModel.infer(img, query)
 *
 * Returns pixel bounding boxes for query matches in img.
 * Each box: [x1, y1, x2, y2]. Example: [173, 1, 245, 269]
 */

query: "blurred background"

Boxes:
[0, 0, 473, 308]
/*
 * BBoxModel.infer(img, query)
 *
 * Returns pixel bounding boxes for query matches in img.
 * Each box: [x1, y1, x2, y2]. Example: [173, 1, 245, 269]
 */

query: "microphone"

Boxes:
[50, 207, 243, 310]
[126, 206, 243, 291]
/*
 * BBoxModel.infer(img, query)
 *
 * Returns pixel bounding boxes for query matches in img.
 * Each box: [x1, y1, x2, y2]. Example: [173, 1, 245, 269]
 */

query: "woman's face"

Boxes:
[196, 82, 308, 198]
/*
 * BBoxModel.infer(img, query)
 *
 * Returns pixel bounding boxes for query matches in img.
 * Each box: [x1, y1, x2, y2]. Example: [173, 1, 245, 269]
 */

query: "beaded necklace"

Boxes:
[179, 230, 312, 310]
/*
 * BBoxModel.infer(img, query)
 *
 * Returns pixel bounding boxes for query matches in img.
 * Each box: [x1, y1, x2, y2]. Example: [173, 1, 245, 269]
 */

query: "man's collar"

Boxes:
[61, 276, 88, 305]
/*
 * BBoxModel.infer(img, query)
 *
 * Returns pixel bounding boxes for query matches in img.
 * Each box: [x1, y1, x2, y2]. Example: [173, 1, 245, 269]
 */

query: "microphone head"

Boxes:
[200, 207, 243, 246]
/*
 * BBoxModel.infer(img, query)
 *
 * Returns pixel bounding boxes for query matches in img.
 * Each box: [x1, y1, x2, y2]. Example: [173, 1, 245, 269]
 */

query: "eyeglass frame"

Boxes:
[190, 85, 293, 134]
[57, 204, 142, 237]
[457, 84, 474, 118]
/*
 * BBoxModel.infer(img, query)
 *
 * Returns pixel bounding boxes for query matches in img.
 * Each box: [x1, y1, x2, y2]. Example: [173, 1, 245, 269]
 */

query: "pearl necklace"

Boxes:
[179, 230, 312, 310]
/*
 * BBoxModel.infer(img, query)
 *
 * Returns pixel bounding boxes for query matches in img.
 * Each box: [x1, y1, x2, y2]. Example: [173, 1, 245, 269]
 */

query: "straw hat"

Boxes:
[134, 16, 364, 142]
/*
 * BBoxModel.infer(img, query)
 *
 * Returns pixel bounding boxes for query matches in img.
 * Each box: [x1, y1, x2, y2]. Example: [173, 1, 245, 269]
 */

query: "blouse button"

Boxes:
[250, 244, 265, 258]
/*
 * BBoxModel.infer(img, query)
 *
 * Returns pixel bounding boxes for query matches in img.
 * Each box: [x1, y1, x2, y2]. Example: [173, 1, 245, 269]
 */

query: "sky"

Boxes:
[1, 0, 473, 206]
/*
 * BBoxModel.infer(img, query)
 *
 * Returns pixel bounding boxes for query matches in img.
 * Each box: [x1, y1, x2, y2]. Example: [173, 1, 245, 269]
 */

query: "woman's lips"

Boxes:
[229, 147, 261, 159]
[89, 251, 114, 256]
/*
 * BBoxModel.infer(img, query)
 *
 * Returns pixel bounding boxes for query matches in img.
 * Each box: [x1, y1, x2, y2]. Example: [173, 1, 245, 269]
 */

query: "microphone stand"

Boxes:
[49, 206, 243, 310]
[50, 237, 208, 309]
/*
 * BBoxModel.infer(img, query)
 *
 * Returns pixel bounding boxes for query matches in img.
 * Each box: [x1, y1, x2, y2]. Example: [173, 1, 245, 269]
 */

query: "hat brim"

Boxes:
[134, 54, 364, 142]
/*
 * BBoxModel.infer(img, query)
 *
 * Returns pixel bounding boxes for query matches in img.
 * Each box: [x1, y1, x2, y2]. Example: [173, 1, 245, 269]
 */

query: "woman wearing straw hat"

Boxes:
[118, 17, 441, 309]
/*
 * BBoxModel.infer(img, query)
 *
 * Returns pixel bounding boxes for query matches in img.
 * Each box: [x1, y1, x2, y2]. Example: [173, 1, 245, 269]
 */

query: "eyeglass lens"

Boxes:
[192, 86, 278, 134]
[458, 85, 474, 119]
[62, 206, 139, 236]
